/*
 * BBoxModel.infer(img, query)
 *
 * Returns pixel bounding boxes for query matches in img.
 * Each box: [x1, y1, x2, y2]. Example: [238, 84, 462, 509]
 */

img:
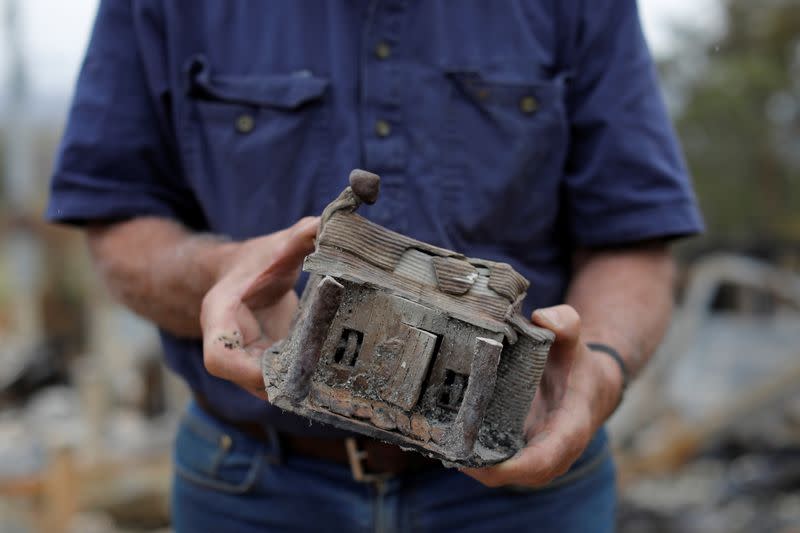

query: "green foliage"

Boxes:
[669, 0, 800, 240]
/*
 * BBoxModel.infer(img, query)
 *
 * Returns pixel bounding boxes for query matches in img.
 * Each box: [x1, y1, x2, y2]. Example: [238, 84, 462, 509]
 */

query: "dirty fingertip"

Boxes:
[215, 330, 243, 350]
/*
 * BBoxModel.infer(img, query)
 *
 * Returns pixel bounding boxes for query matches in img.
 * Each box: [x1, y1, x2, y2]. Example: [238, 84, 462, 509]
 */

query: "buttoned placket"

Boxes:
[361, 0, 409, 233]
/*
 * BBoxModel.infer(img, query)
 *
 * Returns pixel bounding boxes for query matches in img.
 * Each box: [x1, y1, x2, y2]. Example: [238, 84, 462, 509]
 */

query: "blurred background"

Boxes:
[0, 0, 798, 531]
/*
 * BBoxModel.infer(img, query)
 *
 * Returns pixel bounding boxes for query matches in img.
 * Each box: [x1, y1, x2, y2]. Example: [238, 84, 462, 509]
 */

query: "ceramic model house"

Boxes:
[262, 170, 553, 467]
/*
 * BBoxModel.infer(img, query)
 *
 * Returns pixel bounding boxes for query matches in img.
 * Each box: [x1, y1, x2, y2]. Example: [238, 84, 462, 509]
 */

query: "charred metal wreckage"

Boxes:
[262, 170, 554, 467]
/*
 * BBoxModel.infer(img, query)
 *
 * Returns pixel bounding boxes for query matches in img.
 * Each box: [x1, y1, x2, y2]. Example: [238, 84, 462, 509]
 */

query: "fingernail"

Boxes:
[534, 308, 561, 328]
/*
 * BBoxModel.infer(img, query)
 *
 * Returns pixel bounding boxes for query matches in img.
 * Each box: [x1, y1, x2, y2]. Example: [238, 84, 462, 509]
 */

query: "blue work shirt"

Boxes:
[48, 1, 703, 436]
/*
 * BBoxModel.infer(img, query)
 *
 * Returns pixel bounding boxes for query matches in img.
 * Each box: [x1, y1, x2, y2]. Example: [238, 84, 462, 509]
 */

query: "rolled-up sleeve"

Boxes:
[46, 0, 202, 227]
[563, 0, 704, 247]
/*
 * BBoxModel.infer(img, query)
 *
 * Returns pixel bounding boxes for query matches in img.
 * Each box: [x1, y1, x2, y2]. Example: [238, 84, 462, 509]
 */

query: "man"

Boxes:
[47, 1, 703, 531]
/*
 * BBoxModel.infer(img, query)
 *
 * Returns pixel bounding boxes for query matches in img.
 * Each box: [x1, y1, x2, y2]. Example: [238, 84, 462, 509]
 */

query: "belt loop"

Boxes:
[265, 426, 284, 465]
[345, 437, 392, 484]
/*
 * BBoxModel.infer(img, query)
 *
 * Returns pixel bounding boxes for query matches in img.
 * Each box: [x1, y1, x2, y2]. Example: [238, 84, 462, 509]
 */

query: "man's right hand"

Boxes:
[200, 217, 320, 399]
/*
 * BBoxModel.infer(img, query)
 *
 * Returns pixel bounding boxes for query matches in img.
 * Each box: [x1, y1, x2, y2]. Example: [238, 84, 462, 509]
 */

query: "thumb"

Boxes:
[242, 217, 319, 302]
[531, 304, 581, 350]
[531, 305, 582, 384]
[268, 216, 320, 276]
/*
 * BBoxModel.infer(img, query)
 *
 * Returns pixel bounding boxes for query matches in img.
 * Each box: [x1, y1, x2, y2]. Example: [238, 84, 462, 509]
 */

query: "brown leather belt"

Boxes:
[194, 394, 440, 482]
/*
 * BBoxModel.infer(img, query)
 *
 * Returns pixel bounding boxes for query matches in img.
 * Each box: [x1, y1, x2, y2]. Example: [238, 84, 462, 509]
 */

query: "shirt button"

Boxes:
[374, 42, 392, 60]
[375, 120, 392, 137]
[235, 113, 255, 133]
[519, 96, 539, 114]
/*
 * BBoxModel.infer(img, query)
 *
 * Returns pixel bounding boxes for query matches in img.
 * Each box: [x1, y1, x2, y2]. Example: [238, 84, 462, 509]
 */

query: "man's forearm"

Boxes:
[567, 242, 676, 380]
[87, 217, 234, 338]
[564, 241, 676, 428]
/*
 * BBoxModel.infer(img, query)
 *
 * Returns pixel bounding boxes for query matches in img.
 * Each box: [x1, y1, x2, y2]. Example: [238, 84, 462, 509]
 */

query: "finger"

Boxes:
[462, 400, 591, 488]
[531, 304, 582, 400]
[268, 216, 320, 275]
[531, 304, 581, 350]
[201, 284, 263, 345]
[242, 217, 319, 302]
[203, 333, 267, 395]
[200, 288, 267, 395]
[254, 291, 299, 342]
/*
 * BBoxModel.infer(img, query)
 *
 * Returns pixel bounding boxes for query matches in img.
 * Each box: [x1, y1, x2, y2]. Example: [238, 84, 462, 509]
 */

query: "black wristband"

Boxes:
[586, 342, 629, 405]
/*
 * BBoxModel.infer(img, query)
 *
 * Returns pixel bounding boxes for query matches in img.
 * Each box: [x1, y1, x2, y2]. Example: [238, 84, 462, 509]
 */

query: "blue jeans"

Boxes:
[172, 402, 616, 532]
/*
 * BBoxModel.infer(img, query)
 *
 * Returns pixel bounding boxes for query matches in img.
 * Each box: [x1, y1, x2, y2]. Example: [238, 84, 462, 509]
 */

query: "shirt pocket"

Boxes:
[173, 411, 264, 494]
[441, 70, 569, 251]
[179, 55, 334, 238]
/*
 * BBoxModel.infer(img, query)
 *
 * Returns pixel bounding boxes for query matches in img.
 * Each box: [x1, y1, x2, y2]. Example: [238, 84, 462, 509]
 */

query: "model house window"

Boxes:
[333, 328, 363, 366]
[437, 369, 468, 411]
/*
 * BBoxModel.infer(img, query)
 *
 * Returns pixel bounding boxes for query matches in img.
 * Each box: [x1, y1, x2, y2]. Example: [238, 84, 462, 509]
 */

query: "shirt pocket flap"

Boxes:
[186, 55, 329, 110]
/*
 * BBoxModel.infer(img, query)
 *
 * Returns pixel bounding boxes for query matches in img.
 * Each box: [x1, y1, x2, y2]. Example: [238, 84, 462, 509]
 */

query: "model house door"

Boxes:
[380, 323, 438, 411]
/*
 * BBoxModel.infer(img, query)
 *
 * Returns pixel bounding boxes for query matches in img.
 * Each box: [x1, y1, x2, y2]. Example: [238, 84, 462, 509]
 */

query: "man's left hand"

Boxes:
[462, 305, 623, 488]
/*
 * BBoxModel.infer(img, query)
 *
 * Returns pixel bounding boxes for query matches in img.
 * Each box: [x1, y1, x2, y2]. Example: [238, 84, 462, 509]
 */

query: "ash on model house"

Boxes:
[262, 170, 553, 468]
